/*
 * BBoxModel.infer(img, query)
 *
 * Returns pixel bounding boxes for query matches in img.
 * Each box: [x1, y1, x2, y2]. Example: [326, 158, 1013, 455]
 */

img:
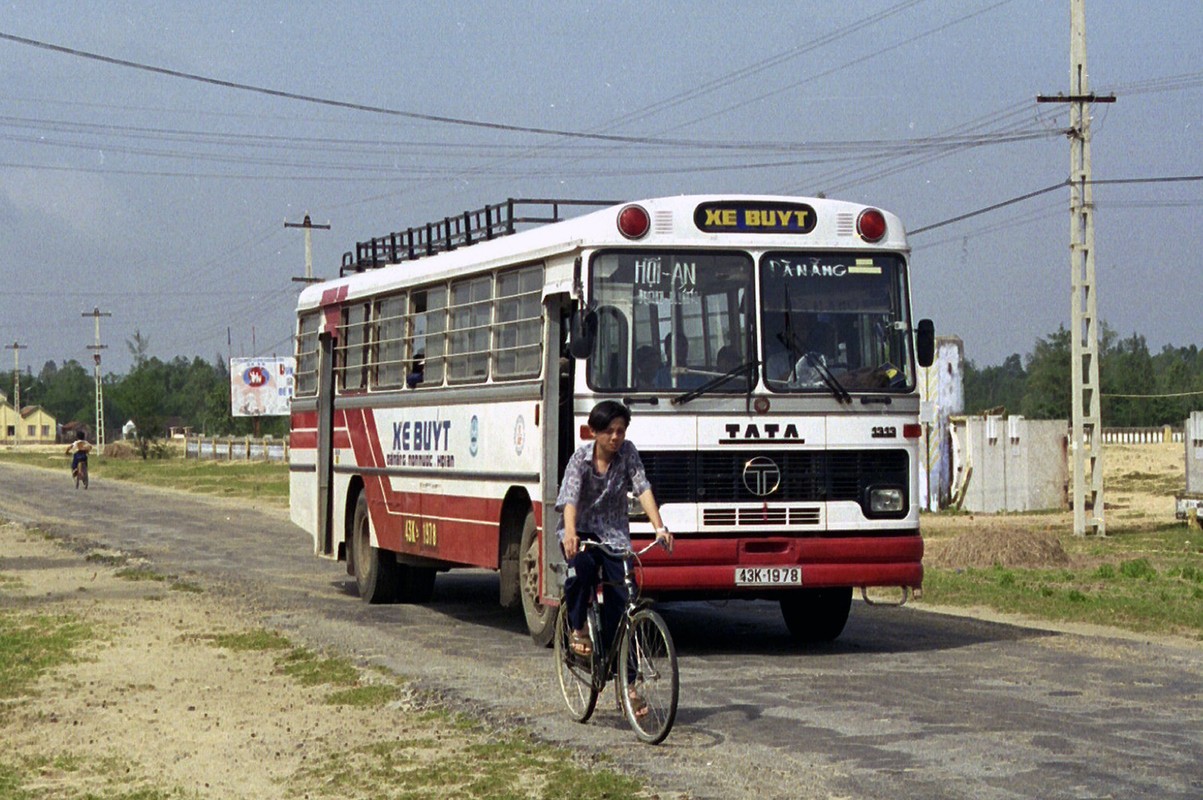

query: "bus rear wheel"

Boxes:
[780, 587, 853, 642]
[352, 493, 399, 604]
[519, 509, 555, 646]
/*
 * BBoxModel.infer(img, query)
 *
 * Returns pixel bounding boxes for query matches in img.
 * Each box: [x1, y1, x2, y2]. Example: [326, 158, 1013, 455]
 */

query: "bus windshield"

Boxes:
[760, 252, 913, 393]
[589, 250, 754, 392]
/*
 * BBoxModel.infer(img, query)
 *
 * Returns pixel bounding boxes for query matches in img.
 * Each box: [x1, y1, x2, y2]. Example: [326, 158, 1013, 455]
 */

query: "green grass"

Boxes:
[0, 612, 95, 709]
[113, 565, 204, 594]
[0, 753, 195, 800]
[920, 519, 1203, 639]
[291, 730, 645, 800]
[0, 449, 288, 505]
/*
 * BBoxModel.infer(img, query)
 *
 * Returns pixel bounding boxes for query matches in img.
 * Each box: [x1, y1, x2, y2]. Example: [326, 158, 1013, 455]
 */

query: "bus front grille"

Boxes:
[702, 506, 822, 527]
[642, 449, 908, 505]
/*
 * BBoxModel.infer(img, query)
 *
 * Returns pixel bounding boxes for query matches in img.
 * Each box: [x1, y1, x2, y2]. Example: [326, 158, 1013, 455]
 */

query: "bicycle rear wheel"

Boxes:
[554, 604, 599, 722]
[618, 608, 678, 744]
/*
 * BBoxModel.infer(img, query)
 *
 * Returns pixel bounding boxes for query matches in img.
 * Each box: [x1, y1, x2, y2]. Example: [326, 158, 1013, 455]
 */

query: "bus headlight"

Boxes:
[866, 486, 905, 517]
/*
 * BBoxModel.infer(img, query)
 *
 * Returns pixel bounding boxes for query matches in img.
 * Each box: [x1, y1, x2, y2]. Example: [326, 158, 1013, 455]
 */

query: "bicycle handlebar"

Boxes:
[578, 539, 668, 558]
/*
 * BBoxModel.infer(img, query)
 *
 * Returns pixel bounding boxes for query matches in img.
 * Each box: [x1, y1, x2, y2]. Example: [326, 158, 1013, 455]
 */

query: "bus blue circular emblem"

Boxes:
[469, 416, 479, 457]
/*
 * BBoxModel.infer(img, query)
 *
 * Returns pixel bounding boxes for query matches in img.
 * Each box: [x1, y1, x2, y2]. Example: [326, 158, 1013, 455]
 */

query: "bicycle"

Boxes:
[73, 459, 89, 490]
[554, 539, 679, 744]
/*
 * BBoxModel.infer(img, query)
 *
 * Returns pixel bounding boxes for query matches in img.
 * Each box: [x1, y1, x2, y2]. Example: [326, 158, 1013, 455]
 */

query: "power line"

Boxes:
[909, 182, 1067, 235]
[3, 29, 1026, 153]
[909, 174, 1203, 236]
[1104, 389, 1203, 399]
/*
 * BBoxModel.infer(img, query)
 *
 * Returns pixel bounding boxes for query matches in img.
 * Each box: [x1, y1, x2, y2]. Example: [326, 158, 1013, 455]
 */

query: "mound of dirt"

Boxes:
[99, 441, 139, 459]
[925, 526, 1070, 569]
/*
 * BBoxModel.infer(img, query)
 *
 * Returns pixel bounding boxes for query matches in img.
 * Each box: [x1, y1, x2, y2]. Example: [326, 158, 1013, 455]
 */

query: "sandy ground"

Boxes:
[0, 522, 561, 799]
[922, 442, 1186, 566]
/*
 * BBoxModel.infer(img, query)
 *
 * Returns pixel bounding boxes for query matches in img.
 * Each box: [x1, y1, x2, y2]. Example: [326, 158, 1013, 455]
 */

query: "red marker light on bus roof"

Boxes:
[617, 205, 650, 239]
[856, 208, 887, 243]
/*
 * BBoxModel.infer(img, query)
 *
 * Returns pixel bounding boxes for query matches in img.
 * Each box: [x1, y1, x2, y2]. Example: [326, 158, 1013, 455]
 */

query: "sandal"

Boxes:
[627, 688, 649, 719]
[570, 630, 592, 657]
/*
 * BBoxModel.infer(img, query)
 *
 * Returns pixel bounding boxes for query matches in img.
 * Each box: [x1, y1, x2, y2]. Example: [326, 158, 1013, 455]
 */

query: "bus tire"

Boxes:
[519, 508, 555, 647]
[352, 492, 399, 604]
[780, 586, 853, 642]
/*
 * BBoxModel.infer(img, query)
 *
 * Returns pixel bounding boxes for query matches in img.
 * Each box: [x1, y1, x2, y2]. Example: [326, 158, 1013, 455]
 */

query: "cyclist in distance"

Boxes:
[65, 429, 92, 488]
[556, 401, 673, 664]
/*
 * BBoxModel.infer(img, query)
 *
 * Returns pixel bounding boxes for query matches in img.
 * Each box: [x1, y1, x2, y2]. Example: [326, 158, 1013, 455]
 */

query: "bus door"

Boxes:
[539, 294, 574, 602]
[315, 330, 336, 556]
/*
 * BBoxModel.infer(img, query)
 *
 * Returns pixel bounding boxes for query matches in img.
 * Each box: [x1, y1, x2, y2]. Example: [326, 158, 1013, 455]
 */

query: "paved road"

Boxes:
[3, 461, 1200, 799]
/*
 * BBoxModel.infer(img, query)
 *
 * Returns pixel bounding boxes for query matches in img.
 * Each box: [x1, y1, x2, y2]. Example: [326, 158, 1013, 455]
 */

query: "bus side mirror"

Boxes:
[916, 318, 935, 368]
[568, 307, 597, 360]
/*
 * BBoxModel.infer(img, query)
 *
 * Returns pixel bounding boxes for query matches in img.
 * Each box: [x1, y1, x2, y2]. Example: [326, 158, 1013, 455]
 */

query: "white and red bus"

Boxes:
[290, 196, 934, 644]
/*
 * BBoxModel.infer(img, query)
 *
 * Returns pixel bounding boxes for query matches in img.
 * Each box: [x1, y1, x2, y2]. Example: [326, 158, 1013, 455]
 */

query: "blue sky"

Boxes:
[2, 1, 1201, 375]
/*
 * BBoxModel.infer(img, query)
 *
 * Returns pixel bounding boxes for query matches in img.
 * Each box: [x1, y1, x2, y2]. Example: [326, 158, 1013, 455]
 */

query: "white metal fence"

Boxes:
[185, 436, 288, 462]
[1100, 427, 1183, 444]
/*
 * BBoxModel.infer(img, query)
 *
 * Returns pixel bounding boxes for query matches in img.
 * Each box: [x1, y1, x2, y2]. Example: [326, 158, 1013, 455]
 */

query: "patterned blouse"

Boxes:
[554, 439, 652, 549]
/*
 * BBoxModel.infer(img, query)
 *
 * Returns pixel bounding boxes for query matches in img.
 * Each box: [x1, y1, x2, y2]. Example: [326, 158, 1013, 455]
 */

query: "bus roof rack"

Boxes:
[340, 197, 620, 275]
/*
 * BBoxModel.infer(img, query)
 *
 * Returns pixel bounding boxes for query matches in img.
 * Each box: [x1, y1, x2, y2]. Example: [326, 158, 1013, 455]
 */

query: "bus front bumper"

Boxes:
[633, 533, 923, 595]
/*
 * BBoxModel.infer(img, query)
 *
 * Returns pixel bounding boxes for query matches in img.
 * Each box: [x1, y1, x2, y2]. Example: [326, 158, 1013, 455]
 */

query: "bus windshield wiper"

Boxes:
[671, 361, 760, 406]
[804, 352, 852, 404]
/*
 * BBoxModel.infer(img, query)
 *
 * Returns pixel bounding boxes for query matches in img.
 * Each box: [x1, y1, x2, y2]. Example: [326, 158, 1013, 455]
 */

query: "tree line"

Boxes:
[964, 325, 1203, 426]
[16, 325, 1201, 453]
[17, 331, 287, 454]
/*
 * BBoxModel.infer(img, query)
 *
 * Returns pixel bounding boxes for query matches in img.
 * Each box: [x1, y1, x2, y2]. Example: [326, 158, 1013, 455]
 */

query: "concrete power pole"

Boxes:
[5, 341, 27, 443]
[285, 214, 331, 284]
[83, 307, 112, 453]
[1038, 0, 1114, 536]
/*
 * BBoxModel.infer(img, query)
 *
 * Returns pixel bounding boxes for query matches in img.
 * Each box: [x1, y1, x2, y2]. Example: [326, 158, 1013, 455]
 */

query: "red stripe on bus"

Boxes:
[291, 431, 316, 449]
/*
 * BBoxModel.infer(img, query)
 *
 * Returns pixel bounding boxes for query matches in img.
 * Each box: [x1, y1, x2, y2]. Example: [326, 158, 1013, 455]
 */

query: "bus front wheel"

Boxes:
[519, 509, 555, 646]
[780, 587, 852, 642]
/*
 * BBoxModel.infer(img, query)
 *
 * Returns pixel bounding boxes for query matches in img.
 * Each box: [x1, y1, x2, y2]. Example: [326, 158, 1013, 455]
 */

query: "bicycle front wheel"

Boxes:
[554, 603, 599, 722]
[618, 608, 678, 744]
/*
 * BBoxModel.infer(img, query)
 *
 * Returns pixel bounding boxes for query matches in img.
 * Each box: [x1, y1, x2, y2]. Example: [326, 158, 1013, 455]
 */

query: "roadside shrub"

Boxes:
[1174, 564, 1202, 583]
[1119, 558, 1157, 581]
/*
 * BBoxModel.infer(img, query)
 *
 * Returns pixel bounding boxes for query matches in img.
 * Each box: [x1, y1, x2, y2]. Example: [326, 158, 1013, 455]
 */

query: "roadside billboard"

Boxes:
[230, 357, 295, 417]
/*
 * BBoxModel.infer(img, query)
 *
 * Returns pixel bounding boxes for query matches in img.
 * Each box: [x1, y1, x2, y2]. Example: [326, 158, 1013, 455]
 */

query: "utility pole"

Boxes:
[5, 341, 27, 444]
[82, 307, 112, 453]
[1038, 0, 1115, 536]
[285, 214, 331, 284]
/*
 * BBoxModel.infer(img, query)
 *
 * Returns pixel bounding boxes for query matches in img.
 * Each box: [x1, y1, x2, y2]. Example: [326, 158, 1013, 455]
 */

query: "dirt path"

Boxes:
[0, 521, 661, 799]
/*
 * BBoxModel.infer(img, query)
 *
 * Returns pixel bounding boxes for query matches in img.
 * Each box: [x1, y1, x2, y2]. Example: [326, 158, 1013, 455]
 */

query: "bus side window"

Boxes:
[374, 293, 406, 389]
[294, 313, 320, 397]
[409, 286, 446, 387]
[448, 276, 492, 384]
[590, 306, 627, 387]
[339, 302, 369, 392]
[494, 264, 543, 380]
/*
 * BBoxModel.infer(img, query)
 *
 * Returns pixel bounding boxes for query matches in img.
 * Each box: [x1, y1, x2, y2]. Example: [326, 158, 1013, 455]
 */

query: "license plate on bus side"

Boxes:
[734, 567, 803, 587]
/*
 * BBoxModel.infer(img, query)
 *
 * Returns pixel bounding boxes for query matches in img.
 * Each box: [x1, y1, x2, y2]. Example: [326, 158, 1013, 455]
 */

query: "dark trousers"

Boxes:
[564, 541, 629, 652]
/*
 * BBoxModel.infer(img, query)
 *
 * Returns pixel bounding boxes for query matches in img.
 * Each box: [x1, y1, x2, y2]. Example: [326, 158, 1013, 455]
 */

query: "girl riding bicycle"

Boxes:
[555, 401, 673, 675]
[65, 430, 92, 489]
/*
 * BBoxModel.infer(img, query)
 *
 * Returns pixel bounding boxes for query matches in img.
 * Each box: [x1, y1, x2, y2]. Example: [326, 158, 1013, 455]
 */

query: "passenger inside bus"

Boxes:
[406, 352, 425, 388]
[716, 344, 740, 373]
[654, 334, 707, 389]
[634, 345, 661, 388]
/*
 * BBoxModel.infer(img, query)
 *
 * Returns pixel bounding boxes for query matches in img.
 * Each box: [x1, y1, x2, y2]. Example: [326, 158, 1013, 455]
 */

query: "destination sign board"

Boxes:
[694, 201, 817, 234]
